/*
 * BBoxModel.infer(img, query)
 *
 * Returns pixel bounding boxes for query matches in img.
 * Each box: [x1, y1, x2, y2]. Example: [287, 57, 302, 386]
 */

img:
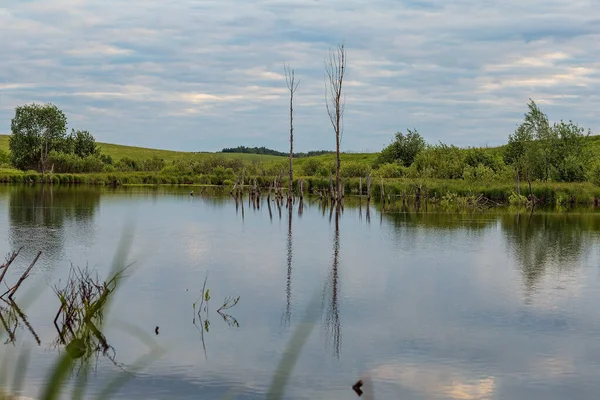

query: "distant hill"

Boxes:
[221, 146, 334, 158]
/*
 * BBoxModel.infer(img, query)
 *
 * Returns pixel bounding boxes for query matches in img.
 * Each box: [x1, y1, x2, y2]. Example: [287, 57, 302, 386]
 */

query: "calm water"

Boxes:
[2, 185, 600, 399]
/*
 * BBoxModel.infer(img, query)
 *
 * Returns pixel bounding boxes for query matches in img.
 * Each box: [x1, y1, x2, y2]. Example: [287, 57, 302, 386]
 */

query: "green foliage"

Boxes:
[550, 120, 590, 182]
[464, 147, 501, 172]
[375, 128, 426, 167]
[0, 149, 10, 166]
[587, 161, 600, 186]
[412, 143, 465, 179]
[10, 103, 68, 171]
[340, 161, 371, 178]
[373, 162, 404, 178]
[114, 157, 139, 172]
[463, 164, 496, 183]
[299, 158, 323, 176]
[509, 192, 529, 206]
[316, 162, 334, 178]
[194, 155, 244, 174]
[211, 166, 235, 185]
[504, 102, 593, 186]
[99, 154, 113, 165]
[523, 99, 554, 181]
[47, 151, 105, 173]
[70, 129, 100, 158]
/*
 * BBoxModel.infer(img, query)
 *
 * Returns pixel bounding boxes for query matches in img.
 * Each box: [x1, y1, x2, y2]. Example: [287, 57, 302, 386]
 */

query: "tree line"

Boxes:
[372, 99, 598, 190]
[221, 146, 333, 158]
[6, 97, 599, 191]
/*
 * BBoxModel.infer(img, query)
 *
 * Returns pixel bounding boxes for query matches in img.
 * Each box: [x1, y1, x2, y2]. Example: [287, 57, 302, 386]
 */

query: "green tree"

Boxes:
[70, 129, 100, 158]
[550, 120, 590, 182]
[464, 147, 501, 172]
[504, 123, 535, 195]
[10, 103, 68, 174]
[376, 128, 426, 167]
[523, 99, 555, 181]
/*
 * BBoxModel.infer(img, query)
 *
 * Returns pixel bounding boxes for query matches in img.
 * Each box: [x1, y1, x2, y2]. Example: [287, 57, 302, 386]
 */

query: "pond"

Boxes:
[1, 185, 600, 399]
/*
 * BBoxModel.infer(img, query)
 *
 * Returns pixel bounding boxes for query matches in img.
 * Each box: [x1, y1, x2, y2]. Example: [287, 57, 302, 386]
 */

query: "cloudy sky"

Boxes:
[1, 0, 599, 152]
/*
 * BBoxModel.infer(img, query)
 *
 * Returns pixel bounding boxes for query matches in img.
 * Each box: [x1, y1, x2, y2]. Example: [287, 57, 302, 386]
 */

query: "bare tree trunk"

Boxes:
[325, 43, 347, 202]
[284, 64, 300, 204]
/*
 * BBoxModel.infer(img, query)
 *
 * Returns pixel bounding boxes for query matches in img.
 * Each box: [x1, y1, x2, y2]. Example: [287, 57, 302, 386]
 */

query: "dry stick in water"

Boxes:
[231, 174, 239, 197]
[359, 177, 362, 198]
[0, 247, 22, 285]
[380, 178, 385, 210]
[5, 251, 42, 301]
[329, 175, 335, 201]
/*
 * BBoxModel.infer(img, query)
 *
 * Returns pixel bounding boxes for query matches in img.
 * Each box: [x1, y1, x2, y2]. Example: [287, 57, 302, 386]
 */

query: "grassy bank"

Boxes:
[2, 167, 600, 206]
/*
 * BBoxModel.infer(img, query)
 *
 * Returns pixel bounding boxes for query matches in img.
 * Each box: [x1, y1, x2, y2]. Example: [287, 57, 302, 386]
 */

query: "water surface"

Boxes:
[1, 185, 600, 399]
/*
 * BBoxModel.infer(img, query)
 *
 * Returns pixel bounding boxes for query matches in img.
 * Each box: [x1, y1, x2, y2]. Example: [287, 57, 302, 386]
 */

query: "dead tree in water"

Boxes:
[325, 42, 347, 202]
[359, 177, 362, 199]
[284, 63, 300, 206]
[240, 168, 245, 198]
[298, 179, 304, 201]
[329, 175, 335, 201]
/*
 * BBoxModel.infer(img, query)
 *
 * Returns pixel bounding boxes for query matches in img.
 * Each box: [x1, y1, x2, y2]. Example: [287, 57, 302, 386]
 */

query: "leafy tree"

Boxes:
[376, 128, 426, 167]
[523, 99, 555, 181]
[550, 120, 590, 182]
[70, 129, 100, 158]
[504, 123, 535, 194]
[10, 103, 68, 172]
[464, 147, 501, 172]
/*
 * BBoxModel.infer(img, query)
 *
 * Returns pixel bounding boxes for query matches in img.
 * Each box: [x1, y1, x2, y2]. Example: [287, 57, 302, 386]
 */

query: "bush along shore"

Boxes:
[3, 167, 600, 208]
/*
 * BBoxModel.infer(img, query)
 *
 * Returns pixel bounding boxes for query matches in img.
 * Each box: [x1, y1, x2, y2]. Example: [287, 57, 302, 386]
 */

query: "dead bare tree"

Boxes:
[325, 42, 346, 202]
[284, 63, 300, 204]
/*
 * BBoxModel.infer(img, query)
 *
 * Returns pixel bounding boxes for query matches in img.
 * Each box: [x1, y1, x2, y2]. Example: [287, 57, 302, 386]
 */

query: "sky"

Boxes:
[1, 0, 600, 153]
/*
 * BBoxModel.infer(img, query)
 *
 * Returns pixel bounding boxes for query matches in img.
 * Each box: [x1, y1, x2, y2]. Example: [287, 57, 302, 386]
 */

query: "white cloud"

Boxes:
[1, 0, 600, 151]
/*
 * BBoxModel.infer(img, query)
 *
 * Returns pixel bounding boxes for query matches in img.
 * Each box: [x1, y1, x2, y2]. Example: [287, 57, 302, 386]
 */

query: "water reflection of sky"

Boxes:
[1, 186, 600, 399]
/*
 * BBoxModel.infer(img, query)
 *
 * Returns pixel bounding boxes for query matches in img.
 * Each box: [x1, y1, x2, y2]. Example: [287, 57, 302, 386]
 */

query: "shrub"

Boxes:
[47, 151, 105, 173]
[211, 166, 235, 185]
[99, 154, 113, 165]
[0, 149, 11, 165]
[340, 161, 371, 178]
[141, 156, 165, 171]
[588, 162, 600, 186]
[463, 164, 496, 183]
[508, 192, 528, 206]
[373, 163, 404, 178]
[300, 158, 323, 176]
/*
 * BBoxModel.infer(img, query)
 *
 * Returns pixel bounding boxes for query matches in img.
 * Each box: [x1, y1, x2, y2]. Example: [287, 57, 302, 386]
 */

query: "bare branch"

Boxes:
[324, 42, 347, 201]
[284, 62, 301, 202]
